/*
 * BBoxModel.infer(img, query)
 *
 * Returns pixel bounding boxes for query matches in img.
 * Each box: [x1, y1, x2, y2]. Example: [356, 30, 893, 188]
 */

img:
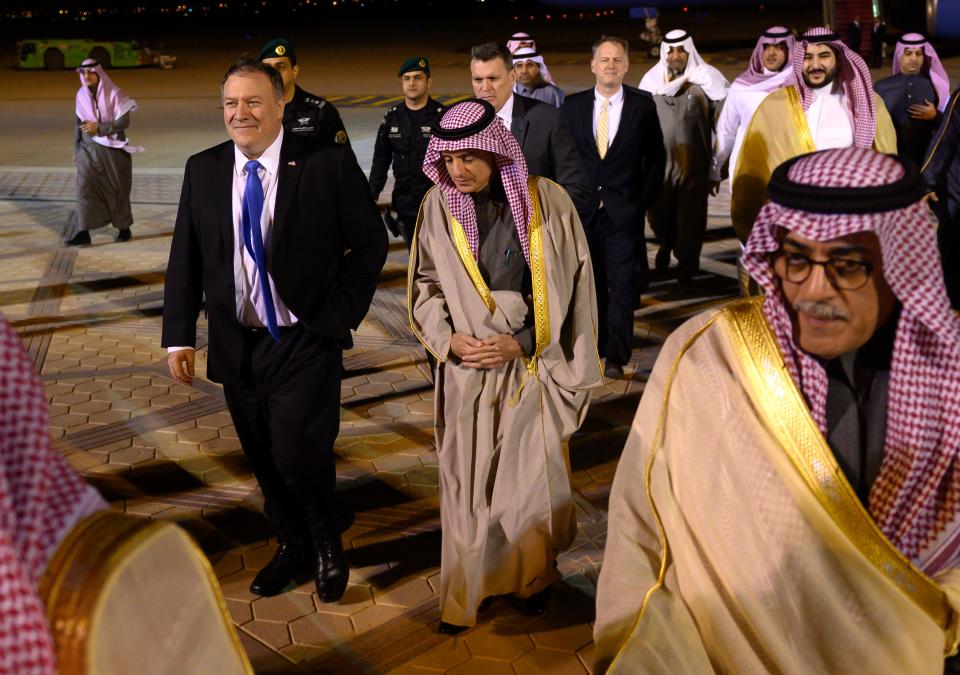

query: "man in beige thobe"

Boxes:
[594, 148, 960, 674]
[408, 99, 602, 633]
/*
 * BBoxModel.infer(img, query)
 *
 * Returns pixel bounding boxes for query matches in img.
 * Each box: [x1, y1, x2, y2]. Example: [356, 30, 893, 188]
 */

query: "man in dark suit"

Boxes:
[562, 36, 665, 379]
[162, 59, 387, 603]
[469, 42, 593, 221]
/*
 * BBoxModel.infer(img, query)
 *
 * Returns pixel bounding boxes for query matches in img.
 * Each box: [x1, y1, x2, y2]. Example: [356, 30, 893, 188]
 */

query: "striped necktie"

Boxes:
[596, 98, 610, 159]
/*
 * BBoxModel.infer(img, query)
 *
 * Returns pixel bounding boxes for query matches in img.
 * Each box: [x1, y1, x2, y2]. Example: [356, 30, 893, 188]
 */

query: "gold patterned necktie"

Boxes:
[596, 98, 610, 159]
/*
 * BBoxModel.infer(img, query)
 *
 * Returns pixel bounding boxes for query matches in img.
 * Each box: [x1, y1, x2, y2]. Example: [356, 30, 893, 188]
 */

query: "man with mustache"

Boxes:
[732, 28, 896, 243]
[512, 47, 565, 108]
[639, 29, 729, 282]
[594, 147, 960, 674]
[408, 99, 602, 633]
[875, 33, 951, 166]
[711, 27, 795, 194]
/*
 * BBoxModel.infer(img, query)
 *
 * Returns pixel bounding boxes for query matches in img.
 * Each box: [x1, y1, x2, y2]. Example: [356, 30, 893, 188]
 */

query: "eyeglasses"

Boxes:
[771, 251, 873, 290]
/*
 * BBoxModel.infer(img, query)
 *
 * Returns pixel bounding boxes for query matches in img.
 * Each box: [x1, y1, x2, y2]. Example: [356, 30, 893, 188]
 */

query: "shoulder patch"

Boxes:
[335, 130, 348, 145]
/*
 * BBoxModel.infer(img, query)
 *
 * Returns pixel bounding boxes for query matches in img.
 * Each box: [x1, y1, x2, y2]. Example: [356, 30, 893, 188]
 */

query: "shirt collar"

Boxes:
[234, 127, 284, 177]
[594, 86, 624, 105]
[812, 85, 842, 101]
[496, 94, 515, 128]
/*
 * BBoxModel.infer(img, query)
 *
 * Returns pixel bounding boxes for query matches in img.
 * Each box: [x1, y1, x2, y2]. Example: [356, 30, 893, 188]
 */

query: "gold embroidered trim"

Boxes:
[450, 212, 497, 313]
[39, 511, 253, 674]
[608, 309, 726, 672]
[786, 85, 817, 154]
[525, 177, 551, 375]
[406, 186, 446, 362]
[722, 298, 952, 634]
[921, 91, 960, 174]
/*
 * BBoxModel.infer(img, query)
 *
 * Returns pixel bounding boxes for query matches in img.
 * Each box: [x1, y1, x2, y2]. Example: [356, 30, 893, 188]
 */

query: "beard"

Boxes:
[803, 65, 839, 89]
[667, 64, 686, 80]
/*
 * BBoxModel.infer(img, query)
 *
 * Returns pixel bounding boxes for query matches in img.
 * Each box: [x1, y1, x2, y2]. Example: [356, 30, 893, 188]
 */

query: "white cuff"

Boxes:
[167, 346, 193, 353]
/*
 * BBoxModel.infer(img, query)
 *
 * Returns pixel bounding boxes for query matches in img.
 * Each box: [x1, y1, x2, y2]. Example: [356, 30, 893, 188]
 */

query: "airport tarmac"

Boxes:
[3, 18, 960, 674]
[7, 5, 948, 174]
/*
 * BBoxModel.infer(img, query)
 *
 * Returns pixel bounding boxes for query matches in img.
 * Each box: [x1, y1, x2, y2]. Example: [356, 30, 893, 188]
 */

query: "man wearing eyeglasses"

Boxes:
[594, 147, 960, 675]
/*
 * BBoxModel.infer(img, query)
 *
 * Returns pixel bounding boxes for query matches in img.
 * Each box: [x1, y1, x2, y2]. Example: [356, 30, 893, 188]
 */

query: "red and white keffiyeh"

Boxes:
[422, 99, 533, 264]
[0, 314, 106, 673]
[893, 33, 951, 112]
[793, 27, 877, 149]
[733, 26, 796, 91]
[742, 147, 960, 574]
[74, 57, 141, 152]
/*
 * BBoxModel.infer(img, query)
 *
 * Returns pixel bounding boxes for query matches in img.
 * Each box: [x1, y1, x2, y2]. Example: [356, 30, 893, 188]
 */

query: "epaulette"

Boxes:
[303, 96, 327, 110]
[384, 104, 400, 118]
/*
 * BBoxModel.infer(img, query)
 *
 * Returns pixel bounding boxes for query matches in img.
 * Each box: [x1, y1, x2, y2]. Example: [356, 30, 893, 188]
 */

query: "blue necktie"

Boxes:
[241, 160, 280, 342]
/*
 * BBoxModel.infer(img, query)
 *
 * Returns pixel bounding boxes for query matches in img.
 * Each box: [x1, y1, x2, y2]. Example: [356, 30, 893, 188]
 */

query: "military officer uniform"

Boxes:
[369, 57, 445, 245]
[284, 85, 350, 148]
[257, 38, 350, 148]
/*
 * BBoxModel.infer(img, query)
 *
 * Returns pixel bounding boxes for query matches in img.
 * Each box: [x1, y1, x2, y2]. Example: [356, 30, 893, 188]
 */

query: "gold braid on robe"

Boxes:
[730, 86, 897, 241]
[594, 298, 960, 675]
[408, 177, 602, 627]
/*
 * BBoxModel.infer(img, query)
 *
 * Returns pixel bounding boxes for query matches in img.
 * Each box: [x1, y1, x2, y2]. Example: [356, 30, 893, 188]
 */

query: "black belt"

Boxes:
[242, 324, 298, 337]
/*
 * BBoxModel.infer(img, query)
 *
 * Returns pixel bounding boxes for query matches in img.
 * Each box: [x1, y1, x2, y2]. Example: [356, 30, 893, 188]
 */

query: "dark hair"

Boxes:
[470, 42, 513, 69]
[220, 57, 285, 101]
[592, 35, 630, 58]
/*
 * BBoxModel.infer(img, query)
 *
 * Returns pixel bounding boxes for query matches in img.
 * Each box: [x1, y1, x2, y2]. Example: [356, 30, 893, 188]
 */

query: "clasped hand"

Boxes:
[908, 100, 937, 121]
[450, 332, 524, 370]
[81, 120, 99, 135]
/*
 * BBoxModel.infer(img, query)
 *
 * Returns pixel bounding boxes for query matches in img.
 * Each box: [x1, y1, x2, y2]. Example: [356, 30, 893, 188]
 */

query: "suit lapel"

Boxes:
[582, 93, 602, 160]
[605, 91, 637, 158]
[215, 143, 234, 253]
[274, 135, 303, 235]
[511, 97, 530, 148]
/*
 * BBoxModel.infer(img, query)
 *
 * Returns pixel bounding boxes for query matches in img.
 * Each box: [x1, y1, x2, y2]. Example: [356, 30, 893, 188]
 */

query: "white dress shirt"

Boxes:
[496, 94, 515, 131]
[806, 86, 855, 150]
[167, 129, 296, 354]
[593, 86, 625, 148]
[711, 86, 775, 184]
[231, 128, 298, 329]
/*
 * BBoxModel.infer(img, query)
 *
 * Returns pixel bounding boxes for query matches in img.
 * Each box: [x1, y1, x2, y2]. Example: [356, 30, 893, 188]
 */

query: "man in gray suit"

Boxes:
[470, 42, 592, 221]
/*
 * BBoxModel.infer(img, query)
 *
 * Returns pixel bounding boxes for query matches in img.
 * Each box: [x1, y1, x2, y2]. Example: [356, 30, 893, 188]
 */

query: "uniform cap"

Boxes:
[258, 38, 296, 65]
[398, 56, 429, 77]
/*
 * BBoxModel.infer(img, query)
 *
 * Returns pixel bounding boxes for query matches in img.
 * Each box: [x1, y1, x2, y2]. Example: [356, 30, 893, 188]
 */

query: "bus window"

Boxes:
[20, 42, 36, 60]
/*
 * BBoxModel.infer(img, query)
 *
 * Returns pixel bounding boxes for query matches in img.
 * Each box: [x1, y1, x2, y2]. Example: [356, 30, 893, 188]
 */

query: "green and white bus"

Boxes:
[17, 39, 147, 70]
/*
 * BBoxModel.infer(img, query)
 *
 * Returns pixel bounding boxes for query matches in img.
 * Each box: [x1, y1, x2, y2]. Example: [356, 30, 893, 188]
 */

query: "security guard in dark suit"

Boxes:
[259, 38, 350, 148]
[369, 57, 445, 245]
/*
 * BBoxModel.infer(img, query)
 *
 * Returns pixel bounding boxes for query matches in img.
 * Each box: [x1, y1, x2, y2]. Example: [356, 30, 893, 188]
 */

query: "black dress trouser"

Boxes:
[586, 208, 645, 366]
[222, 323, 346, 548]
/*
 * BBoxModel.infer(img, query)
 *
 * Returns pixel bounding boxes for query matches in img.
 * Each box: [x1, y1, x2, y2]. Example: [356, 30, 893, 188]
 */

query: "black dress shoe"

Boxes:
[314, 535, 349, 603]
[249, 543, 313, 597]
[514, 586, 552, 616]
[438, 621, 468, 635]
[115, 228, 132, 242]
[604, 362, 624, 379]
[64, 231, 91, 247]
[655, 247, 671, 272]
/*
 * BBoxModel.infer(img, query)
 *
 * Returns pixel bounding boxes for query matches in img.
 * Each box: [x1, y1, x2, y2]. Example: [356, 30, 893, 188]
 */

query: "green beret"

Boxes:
[398, 56, 429, 77]
[258, 38, 296, 65]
